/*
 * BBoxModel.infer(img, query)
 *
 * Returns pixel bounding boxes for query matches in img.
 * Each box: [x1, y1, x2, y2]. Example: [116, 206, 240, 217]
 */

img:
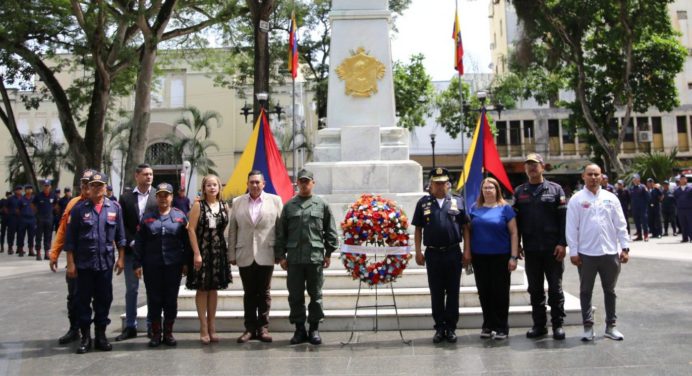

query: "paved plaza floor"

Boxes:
[0, 237, 690, 375]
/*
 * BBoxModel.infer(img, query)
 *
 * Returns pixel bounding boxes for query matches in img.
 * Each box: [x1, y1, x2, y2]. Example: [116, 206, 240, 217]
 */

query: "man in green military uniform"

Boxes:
[275, 168, 339, 345]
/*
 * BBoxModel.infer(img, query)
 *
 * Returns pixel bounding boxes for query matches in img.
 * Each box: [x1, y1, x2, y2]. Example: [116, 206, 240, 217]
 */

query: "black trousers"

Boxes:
[0, 217, 7, 247]
[35, 216, 53, 252]
[239, 262, 274, 331]
[524, 250, 565, 328]
[648, 206, 662, 237]
[424, 247, 463, 331]
[76, 268, 113, 328]
[66, 273, 78, 330]
[472, 253, 511, 333]
[663, 209, 677, 234]
[143, 263, 183, 323]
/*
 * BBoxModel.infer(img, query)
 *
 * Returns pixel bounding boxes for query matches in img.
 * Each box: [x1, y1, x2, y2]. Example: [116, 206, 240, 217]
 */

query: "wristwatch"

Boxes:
[621, 248, 630, 254]
[509, 255, 518, 261]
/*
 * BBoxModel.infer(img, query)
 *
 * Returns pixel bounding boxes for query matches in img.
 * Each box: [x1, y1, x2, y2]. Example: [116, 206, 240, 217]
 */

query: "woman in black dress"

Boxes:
[186, 175, 231, 344]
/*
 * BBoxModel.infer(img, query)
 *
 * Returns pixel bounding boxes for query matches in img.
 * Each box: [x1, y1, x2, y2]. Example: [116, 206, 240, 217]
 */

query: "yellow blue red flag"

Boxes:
[453, 10, 464, 74]
[288, 10, 299, 79]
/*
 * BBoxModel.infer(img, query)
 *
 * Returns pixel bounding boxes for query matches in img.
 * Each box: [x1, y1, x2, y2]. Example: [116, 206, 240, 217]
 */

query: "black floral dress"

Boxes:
[186, 200, 232, 290]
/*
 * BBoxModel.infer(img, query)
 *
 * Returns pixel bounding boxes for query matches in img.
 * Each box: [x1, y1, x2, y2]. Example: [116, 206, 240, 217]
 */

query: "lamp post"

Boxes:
[430, 133, 437, 169]
[239, 92, 285, 124]
[463, 90, 504, 119]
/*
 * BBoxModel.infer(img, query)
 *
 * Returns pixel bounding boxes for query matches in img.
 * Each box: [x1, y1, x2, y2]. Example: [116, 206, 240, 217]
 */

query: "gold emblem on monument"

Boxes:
[336, 47, 385, 98]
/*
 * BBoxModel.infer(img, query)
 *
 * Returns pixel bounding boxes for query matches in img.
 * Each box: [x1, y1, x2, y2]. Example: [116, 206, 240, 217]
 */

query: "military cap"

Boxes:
[88, 172, 108, 185]
[156, 182, 174, 194]
[13, 185, 23, 191]
[42, 179, 52, 186]
[429, 167, 450, 182]
[297, 168, 314, 181]
[24, 184, 34, 190]
[525, 153, 544, 164]
[80, 169, 97, 182]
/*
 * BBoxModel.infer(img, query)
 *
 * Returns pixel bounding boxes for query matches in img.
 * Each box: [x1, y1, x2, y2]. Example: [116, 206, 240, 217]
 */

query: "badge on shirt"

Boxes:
[448, 198, 460, 215]
[107, 212, 117, 221]
[580, 200, 591, 209]
[83, 213, 91, 220]
[559, 196, 566, 205]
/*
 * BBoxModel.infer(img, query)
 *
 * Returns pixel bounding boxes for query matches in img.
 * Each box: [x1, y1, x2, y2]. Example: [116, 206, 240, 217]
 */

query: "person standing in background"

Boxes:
[661, 180, 677, 236]
[34, 179, 58, 260]
[629, 174, 650, 241]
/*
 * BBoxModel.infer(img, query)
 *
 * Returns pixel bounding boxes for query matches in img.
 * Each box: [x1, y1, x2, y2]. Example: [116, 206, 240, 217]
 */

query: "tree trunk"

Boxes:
[124, 46, 157, 187]
[0, 80, 38, 188]
[248, 0, 275, 124]
[82, 73, 110, 173]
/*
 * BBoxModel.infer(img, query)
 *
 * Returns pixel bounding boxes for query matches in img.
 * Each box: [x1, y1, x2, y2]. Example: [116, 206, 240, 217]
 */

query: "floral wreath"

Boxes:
[339, 194, 412, 286]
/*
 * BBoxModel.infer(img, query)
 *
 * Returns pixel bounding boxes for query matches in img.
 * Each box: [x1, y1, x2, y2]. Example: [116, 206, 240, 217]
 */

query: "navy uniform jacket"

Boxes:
[33, 192, 57, 219]
[133, 208, 191, 269]
[19, 195, 35, 222]
[512, 180, 567, 252]
[649, 188, 662, 208]
[0, 198, 7, 221]
[6, 195, 21, 219]
[65, 198, 126, 271]
[674, 185, 692, 210]
[615, 188, 631, 215]
[662, 189, 676, 213]
[411, 194, 467, 247]
[629, 184, 650, 211]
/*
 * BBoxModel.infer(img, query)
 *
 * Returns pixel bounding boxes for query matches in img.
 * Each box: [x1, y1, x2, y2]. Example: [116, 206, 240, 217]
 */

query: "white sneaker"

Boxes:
[581, 326, 594, 341]
[480, 328, 494, 339]
[604, 326, 624, 341]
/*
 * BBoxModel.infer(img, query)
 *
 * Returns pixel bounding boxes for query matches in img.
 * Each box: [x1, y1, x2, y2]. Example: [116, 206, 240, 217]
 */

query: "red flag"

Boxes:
[288, 11, 298, 79]
[481, 111, 513, 193]
[452, 11, 464, 75]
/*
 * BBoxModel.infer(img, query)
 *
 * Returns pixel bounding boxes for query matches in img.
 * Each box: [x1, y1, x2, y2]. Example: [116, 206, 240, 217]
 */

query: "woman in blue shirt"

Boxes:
[464, 177, 519, 340]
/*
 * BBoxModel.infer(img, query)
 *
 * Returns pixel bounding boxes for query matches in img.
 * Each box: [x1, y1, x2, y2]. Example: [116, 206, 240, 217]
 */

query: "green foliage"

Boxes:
[393, 54, 434, 131]
[628, 148, 678, 183]
[435, 76, 487, 139]
[6, 126, 70, 187]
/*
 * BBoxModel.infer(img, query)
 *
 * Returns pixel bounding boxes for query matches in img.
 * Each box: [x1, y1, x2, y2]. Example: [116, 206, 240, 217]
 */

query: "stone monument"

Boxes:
[305, 0, 424, 218]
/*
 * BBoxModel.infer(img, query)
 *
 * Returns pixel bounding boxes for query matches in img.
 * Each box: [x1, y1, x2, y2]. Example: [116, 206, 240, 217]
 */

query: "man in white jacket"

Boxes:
[566, 164, 630, 341]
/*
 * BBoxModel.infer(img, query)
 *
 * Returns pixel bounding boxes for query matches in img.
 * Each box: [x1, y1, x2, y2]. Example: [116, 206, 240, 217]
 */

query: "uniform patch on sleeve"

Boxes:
[144, 217, 156, 224]
[560, 196, 566, 204]
[107, 212, 117, 221]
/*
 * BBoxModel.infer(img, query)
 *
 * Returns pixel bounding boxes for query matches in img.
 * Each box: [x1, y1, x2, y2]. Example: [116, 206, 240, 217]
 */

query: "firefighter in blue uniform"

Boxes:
[0, 191, 9, 253]
[412, 167, 468, 344]
[6, 186, 23, 255]
[629, 174, 650, 241]
[34, 179, 58, 260]
[512, 153, 567, 340]
[17, 184, 37, 257]
[65, 172, 126, 354]
[133, 182, 190, 348]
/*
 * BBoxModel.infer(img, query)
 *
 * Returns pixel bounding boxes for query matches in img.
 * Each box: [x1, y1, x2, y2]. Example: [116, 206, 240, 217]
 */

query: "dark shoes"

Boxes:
[236, 331, 256, 344]
[58, 328, 80, 345]
[552, 327, 566, 340]
[163, 321, 177, 346]
[76, 327, 92, 354]
[526, 326, 548, 339]
[115, 326, 137, 341]
[148, 322, 162, 348]
[290, 326, 308, 345]
[308, 330, 322, 345]
[432, 329, 445, 344]
[446, 330, 457, 343]
[94, 326, 112, 351]
[257, 329, 273, 343]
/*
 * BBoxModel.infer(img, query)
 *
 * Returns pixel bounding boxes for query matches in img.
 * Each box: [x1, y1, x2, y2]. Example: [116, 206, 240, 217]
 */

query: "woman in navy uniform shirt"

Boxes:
[134, 183, 191, 347]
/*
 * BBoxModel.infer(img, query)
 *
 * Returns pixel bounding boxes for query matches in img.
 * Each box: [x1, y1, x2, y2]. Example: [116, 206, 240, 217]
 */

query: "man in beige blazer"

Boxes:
[228, 170, 284, 343]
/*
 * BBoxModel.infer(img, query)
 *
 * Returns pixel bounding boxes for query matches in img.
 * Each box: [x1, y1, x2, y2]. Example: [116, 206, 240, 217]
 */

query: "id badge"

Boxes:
[207, 214, 217, 229]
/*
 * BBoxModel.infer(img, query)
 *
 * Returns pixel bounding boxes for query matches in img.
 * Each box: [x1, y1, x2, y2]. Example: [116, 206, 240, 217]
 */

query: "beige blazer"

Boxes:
[227, 192, 283, 267]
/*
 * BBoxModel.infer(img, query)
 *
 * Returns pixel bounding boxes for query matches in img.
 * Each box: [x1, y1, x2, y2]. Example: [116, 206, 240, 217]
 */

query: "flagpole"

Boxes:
[455, 0, 467, 208]
[291, 2, 298, 191]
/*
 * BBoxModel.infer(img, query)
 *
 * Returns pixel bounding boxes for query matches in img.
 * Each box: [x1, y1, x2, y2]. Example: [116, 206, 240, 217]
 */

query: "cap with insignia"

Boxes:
[24, 184, 34, 190]
[64, 187, 72, 192]
[42, 179, 52, 186]
[107, 185, 113, 191]
[156, 182, 174, 194]
[617, 180, 624, 185]
[13, 185, 23, 191]
[632, 173, 641, 179]
[88, 172, 108, 185]
[646, 178, 654, 183]
[524, 153, 544, 164]
[429, 167, 450, 182]
[663, 180, 669, 184]
[56, 189, 61, 193]
[80, 169, 97, 182]
[297, 168, 314, 181]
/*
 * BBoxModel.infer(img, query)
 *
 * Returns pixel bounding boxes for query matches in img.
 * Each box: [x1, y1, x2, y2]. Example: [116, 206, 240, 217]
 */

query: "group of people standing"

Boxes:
[414, 154, 630, 343]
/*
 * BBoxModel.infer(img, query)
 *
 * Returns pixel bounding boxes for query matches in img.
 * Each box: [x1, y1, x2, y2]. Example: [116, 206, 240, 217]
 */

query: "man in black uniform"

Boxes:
[661, 180, 677, 236]
[647, 178, 663, 238]
[412, 167, 468, 344]
[0, 191, 9, 253]
[512, 153, 567, 340]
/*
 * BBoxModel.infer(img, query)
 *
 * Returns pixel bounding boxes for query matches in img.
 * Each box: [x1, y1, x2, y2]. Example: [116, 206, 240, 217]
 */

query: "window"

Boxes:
[509, 120, 521, 145]
[623, 117, 634, 141]
[677, 116, 687, 133]
[688, 82, 692, 90]
[678, 10, 688, 20]
[145, 143, 182, 166]
[636, 116, 649, 131]
[151, 77, 165, 108]
[496, 121, 507, 145]
[170, 77, 185, 108]
[652, 117, 662, 134]
[562, 126, 574, 143]
[523, 120, 534, 138]
[548, 119, 560, 137]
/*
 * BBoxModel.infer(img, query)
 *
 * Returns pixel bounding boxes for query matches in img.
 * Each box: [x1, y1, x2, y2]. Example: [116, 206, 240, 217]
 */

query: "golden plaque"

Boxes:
[336, 47, 385, 97]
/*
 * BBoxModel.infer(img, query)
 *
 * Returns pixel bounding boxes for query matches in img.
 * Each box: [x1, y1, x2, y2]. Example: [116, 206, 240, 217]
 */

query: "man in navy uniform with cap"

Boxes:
[5, 185, 23, 255]
[65, 171, 126, 354]
[629, 174, 650, 241]
[17, 184, 37, 257]
[34, 179, 58, 260]
[412, 167, 468, 343]
[513, 153, 567, 340]
[0, 191, 9, 253]
[674, 174, 692, 242]
[646, 178, 663, 239]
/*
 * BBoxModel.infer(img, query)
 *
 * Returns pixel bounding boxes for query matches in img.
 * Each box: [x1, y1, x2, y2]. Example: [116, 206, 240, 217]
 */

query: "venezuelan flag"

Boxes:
[453, 10, 464, 75]
[457, 110, 513, 209]
[223, 109, 294, 203]
[288, 10, 298, 79]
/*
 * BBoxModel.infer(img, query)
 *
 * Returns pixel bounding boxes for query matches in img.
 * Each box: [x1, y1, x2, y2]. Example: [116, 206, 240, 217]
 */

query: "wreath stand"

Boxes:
[341, 254, 411, 346]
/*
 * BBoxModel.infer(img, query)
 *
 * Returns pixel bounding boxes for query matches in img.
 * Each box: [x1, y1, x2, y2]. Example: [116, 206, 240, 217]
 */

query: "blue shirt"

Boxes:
[134, 208, 190, 269]
[674, 185, 692, 209]
[0, 198, 7, 220]
[19, 195, 35, 220]
[6, 195, 21, 218]
[172, 196, 191, 216]
[629, 184, 650, 210]
[470, 204, 516, 255]
[66, 198, 126, 271]
[33, 192, 57, 218]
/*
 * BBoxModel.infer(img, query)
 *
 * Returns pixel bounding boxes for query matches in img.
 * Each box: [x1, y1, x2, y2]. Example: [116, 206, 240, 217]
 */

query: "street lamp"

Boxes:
[430, 133, 437, 168]
[463, 90, 504, 119]
[239, 92, 285, 124]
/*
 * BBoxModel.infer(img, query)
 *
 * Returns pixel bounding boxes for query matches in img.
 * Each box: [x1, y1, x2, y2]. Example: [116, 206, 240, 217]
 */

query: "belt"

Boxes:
[425, 244, 460, 252]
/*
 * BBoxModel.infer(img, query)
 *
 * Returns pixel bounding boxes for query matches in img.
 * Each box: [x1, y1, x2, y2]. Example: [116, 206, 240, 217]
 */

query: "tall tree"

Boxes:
[0, 74, 38, 189]
[511, 0, 686, 174]
[435, 76, 487, 139]
[393, 54, 435, 131]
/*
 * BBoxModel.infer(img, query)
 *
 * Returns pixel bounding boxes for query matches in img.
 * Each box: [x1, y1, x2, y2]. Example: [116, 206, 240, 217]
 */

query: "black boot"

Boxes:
[94, 326, 112, 351]
[148, 321, 162, 348]
[7, 247, 13, 255]
[35, 251, 42, 261]
[289, 324, 308, 345]
[163, 320, 177, 347]
[308, 323, 322, 345]
[76, 327, 92, 354]
[28, 247, 35, 257]
[17, 247, 24, 257]
[58, 327, 80, 345]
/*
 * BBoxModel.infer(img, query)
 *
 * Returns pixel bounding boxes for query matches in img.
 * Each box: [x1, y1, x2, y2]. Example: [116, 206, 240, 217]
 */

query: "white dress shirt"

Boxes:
[566, 187, 630, 257]
[133, 186, 152, 220]
[249, 194, 263, 224]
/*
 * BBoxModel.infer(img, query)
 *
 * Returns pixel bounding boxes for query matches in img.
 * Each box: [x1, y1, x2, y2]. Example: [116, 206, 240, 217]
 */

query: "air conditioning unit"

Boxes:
[638, 131, 653, 143]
